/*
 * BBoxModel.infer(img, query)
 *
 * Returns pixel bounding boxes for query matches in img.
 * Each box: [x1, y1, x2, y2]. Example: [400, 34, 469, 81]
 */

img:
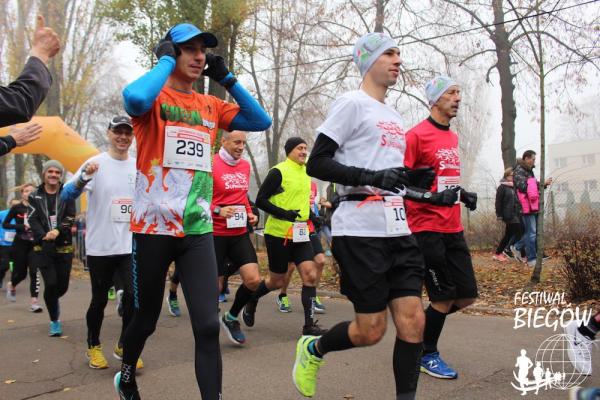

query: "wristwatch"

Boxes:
[213, 206, 221, 215]
[423, 191, 432, 199]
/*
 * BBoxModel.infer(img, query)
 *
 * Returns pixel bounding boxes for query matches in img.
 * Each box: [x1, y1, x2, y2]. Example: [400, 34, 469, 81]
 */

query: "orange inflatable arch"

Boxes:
[0, 116, 99, 173]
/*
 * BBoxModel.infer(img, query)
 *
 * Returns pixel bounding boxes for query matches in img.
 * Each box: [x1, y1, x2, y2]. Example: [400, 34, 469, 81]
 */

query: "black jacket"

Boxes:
[27, 184, 75, 248]
[495, 181, 520, 223]
[2, 202, 33, 241]
[0, 56, 52, 155]
[513, 159, 534, 194]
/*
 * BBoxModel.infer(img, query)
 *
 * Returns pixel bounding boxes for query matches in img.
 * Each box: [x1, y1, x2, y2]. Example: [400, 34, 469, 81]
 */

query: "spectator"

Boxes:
[0, 15, 60, 155]
[511, 150, 552, 266]
[493, 168, 522, 262]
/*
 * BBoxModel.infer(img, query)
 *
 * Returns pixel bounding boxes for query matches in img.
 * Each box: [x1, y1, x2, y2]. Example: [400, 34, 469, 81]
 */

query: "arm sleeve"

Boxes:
[61, 163, 91, 201]
[255, 168, 291, 220]
[2, 206, 25, 232]
[224, 74, 272, 132]
[122, 56, 176, 117]
[0, 136, 17, 156]
[0, 57, 52, 128]
[513, 168, 528, 193]
[306, 133, 368, 186]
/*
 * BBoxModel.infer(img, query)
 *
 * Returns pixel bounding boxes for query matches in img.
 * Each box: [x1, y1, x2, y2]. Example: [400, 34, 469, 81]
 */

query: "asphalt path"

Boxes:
[1, 278, 598, 400]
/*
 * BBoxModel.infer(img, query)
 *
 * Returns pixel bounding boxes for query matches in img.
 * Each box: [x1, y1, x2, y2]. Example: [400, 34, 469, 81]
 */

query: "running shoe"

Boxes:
[49, 320, 62, 337]
[527, 259, 537, 267]
[221, 313, 246, 345]
[542, 253, 552, 261]
[569, 386, 600, 400]
[218, 293, 227, 303]
[6, 283, 15, 302]
[314, 296, 326, 314]
[503, 248, 514, 259]
[302, 321, 328, 336]
[293, 335, 324, 397]
[565, 321, 593, 375]
[108, 287, 116, 301]
[86, 345, 109, 369]
[420, 352, 458, 379]
[492, 253, 509, 262]
[114, 372, 141, 400]
[242, 299, 257, 327]
[116, 289, 124, 317]
[113, 344, 144, 369]
[166, 295, 181, 317]
[510, 245, 524, 263]
[30, 298, 43, 313]
[324, 249, 332, 257]
[276, 294, 292, 313]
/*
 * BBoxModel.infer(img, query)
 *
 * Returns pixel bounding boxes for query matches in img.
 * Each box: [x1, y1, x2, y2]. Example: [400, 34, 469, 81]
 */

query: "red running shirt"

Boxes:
[211, 153, 252, 236]
[404, 118, 463, 233]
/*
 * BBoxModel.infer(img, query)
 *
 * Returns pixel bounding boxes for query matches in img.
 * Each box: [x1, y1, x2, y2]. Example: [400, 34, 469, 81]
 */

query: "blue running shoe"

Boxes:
[276, 294, 292, 313]
[49, 320, 62, 337]
[221, 313, 246, 345]
[165, 295, 181, 317]
[114, 372, 141, 400]
[420, 352, 458, 379]
[218, 293, 227, 303]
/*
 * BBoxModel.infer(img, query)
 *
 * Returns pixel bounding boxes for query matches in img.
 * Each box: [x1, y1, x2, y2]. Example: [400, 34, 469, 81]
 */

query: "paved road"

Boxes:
[1, 277, 598, 400]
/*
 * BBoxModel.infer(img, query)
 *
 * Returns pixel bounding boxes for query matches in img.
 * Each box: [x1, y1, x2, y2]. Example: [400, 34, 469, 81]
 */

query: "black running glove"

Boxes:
[430, 187, 460, 206]
[153, 39, 179, 60]
[460, 190, 478, 211]
[203, 54, 230, 82]
[407, 167, 436, 189]
[281, 209, 301, 222]
[361, 168, 411, 193]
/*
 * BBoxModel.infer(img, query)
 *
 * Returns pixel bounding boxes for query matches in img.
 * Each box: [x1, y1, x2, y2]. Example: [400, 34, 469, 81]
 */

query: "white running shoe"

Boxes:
[565, 321, 593, 375]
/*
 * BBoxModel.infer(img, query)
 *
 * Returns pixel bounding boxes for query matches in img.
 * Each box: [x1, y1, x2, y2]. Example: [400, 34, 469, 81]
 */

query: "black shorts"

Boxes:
[414, 231, 478, 302]
[213, 233, 258, 277]
[309, 232, 324, 256]
[331, 235, 425, 314]
[264, 234, 314, 274]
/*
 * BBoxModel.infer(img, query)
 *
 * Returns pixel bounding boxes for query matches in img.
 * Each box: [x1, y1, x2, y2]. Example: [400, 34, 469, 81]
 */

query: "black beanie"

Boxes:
[284, 137, 307, 155]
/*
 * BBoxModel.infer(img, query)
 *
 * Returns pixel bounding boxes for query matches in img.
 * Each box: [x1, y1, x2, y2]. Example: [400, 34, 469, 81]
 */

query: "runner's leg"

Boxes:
[86, 256, 117, 347]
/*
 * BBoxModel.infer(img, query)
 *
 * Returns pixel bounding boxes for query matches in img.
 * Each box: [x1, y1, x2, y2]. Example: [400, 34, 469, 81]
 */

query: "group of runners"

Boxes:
[1, 21, 598, 400]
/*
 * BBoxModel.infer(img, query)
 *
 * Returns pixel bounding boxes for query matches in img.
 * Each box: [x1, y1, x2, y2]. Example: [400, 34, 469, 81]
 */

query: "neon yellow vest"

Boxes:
[264, 158, 311, 239]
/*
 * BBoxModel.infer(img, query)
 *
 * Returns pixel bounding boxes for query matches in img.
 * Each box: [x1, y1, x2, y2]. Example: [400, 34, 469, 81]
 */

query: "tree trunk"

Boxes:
[374, 0, 385, 32]
[492, 0, 517, 169]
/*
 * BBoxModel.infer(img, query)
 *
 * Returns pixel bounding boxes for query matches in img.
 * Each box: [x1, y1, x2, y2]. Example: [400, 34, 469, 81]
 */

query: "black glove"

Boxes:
[153, 39, 179, 60]
[460, 190, 478, 211]
[203, 54, 230, 82]
[365, 168, 411, 193]
[430, 187, 460, 206]
[281, 209, 301, 222]
[406, 167, 435, 189]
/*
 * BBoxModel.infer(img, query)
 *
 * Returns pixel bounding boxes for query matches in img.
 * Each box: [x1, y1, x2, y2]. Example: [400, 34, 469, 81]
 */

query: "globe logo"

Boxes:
[511, 334, 589, 395]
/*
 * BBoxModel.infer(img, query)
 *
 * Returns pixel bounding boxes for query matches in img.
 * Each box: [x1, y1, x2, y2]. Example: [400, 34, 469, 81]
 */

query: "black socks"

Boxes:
[393, 338, 422, 399]
[301, 285, 316, 326]
[229, 284, 254, 317]
[423, 305, 447, 354]
[315, 321, 353, 356]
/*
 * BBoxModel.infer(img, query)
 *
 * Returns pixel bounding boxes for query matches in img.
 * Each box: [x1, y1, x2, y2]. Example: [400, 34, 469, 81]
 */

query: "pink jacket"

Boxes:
[517, 177, 539, 214]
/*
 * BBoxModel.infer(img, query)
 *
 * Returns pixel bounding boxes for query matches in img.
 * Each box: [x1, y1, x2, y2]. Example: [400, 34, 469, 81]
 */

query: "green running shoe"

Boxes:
[108, 287, 116, 301]
[293, 335, 324, 397]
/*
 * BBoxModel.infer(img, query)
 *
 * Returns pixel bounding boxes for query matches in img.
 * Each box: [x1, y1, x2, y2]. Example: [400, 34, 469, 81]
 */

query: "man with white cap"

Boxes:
[115, 21, 271, 400]
[404, 75, 478, 380]
[295, 32, 451, 399]
[61, 115, 143, 371]
[27, 159, 76, 337]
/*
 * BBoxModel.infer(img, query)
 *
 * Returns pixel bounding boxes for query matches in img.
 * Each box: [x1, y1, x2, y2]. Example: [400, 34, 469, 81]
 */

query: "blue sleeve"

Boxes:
[122, 56, 176, 117]
[223, 73, 272, 132]
[60, 182, 84, 202]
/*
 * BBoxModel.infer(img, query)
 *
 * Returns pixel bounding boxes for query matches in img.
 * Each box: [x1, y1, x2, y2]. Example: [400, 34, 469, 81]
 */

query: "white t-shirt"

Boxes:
[68, 152, 136, 256]
[316, 90, 410, 237]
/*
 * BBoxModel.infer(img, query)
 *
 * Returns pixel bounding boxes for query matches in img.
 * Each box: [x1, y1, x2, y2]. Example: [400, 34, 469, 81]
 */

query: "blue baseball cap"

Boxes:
[166, 23, 218, 48]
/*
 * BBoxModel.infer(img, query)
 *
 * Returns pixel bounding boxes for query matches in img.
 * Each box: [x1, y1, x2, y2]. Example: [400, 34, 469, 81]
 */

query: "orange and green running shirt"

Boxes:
[131, 86, 240, 237]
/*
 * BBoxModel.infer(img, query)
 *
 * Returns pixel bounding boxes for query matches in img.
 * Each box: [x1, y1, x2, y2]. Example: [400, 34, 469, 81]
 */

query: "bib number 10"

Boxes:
[383, 196, 410, 235]
[176, 140, 204, 157]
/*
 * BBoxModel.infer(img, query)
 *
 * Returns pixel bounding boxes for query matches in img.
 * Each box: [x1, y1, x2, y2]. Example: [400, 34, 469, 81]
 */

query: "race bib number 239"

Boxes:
[163, 126, 211, 172]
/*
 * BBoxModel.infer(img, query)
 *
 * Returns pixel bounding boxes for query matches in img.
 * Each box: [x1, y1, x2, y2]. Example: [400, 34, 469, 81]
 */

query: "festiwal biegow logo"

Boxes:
[510, 291, 593, 395]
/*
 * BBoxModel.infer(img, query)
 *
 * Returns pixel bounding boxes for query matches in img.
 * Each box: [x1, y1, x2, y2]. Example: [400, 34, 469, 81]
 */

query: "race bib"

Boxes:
[3, 231, 15, 242]
[437, 175, 460, 204]
[226, 206, 247, 229]
[163, 126, 211, 171]
[292, 222, 310, 243]
[111, 198, 133, 222]
[383, 196, 410, 235]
